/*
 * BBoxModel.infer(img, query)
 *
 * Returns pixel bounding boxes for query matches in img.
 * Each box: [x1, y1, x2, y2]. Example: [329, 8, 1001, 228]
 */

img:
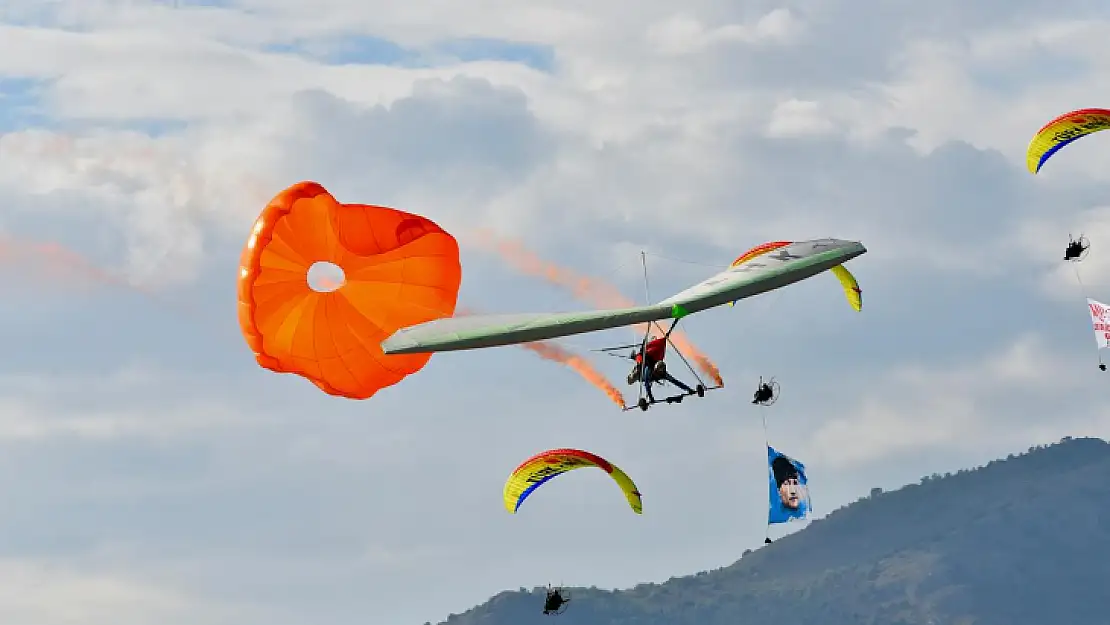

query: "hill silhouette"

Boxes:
[431, 436, 1110, 625]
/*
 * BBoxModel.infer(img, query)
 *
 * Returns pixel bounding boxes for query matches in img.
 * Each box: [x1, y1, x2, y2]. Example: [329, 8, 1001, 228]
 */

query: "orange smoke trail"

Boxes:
[468, 229, 724, 386]
[1, 130, 276, 205]
[0, 234, 195, 316]
[455, 307, 626, 407]
[519, 341, 626, 408]
[469, 229, 630, 308]
[0, 235, 132, 288]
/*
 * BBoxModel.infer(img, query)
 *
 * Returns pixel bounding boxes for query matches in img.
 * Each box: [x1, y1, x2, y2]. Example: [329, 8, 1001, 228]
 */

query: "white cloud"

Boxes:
[766, 98, 837, 137]
[805, 334, 1107, 469]
[0, 558, 239, 625]
[645, 8, 803, 56]
[1012, 204, 1110, 301]
[0, 365, 294, 443]
[15, 3, 1099, 285]
[832, 18, 1110, 178]
[0, 397, 245, 442]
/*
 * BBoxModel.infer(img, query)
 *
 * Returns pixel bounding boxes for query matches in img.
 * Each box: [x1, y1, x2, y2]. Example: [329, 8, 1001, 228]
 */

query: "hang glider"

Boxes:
[381, 238, 866, 355]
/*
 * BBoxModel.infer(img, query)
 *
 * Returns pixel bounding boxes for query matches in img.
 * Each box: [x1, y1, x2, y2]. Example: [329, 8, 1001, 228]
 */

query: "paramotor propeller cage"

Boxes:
[1066, 234, 1090, 262]
[753, 376, 780, 406]
[543, 585, 570, 615]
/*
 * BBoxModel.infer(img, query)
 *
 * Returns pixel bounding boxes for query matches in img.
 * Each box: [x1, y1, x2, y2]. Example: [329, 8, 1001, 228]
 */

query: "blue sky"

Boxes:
[2, 1, 1110, 624]
[0, 78, 48, 131]
[267, 35, 555, 71]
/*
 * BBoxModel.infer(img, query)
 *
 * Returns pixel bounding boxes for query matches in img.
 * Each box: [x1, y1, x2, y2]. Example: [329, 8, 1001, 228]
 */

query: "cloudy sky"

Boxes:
[3, 0, 1110, 623]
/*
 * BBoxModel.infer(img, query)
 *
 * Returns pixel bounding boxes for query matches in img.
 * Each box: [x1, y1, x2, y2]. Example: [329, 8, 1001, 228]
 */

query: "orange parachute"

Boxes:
[237, 182, 462, 399]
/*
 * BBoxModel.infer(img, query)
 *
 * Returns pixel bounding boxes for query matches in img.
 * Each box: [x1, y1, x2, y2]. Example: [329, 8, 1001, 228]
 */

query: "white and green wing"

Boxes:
[380, 307, 673, 355]
[380, 238, 865, 355]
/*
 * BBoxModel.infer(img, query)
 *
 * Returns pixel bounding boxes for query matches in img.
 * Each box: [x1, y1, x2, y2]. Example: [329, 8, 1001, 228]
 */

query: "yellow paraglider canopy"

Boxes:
[503, 448, 642, 514]
[1026, 108, 1110, 174]
[830, 264, 862, 312]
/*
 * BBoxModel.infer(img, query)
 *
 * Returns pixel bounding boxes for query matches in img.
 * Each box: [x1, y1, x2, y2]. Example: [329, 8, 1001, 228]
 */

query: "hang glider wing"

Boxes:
[380, 307, 672, 355]
[380, 238, 866, 355]
[654, 239, 865, 312]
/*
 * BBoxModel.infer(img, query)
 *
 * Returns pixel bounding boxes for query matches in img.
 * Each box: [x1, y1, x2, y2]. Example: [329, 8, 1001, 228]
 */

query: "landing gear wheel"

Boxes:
[696, 384, 705, 397]
[638, 397, 649, 411]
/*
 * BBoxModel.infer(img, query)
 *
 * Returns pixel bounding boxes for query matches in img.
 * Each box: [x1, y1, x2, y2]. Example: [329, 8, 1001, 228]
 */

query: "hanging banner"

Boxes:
[767, 445, 811, 525]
